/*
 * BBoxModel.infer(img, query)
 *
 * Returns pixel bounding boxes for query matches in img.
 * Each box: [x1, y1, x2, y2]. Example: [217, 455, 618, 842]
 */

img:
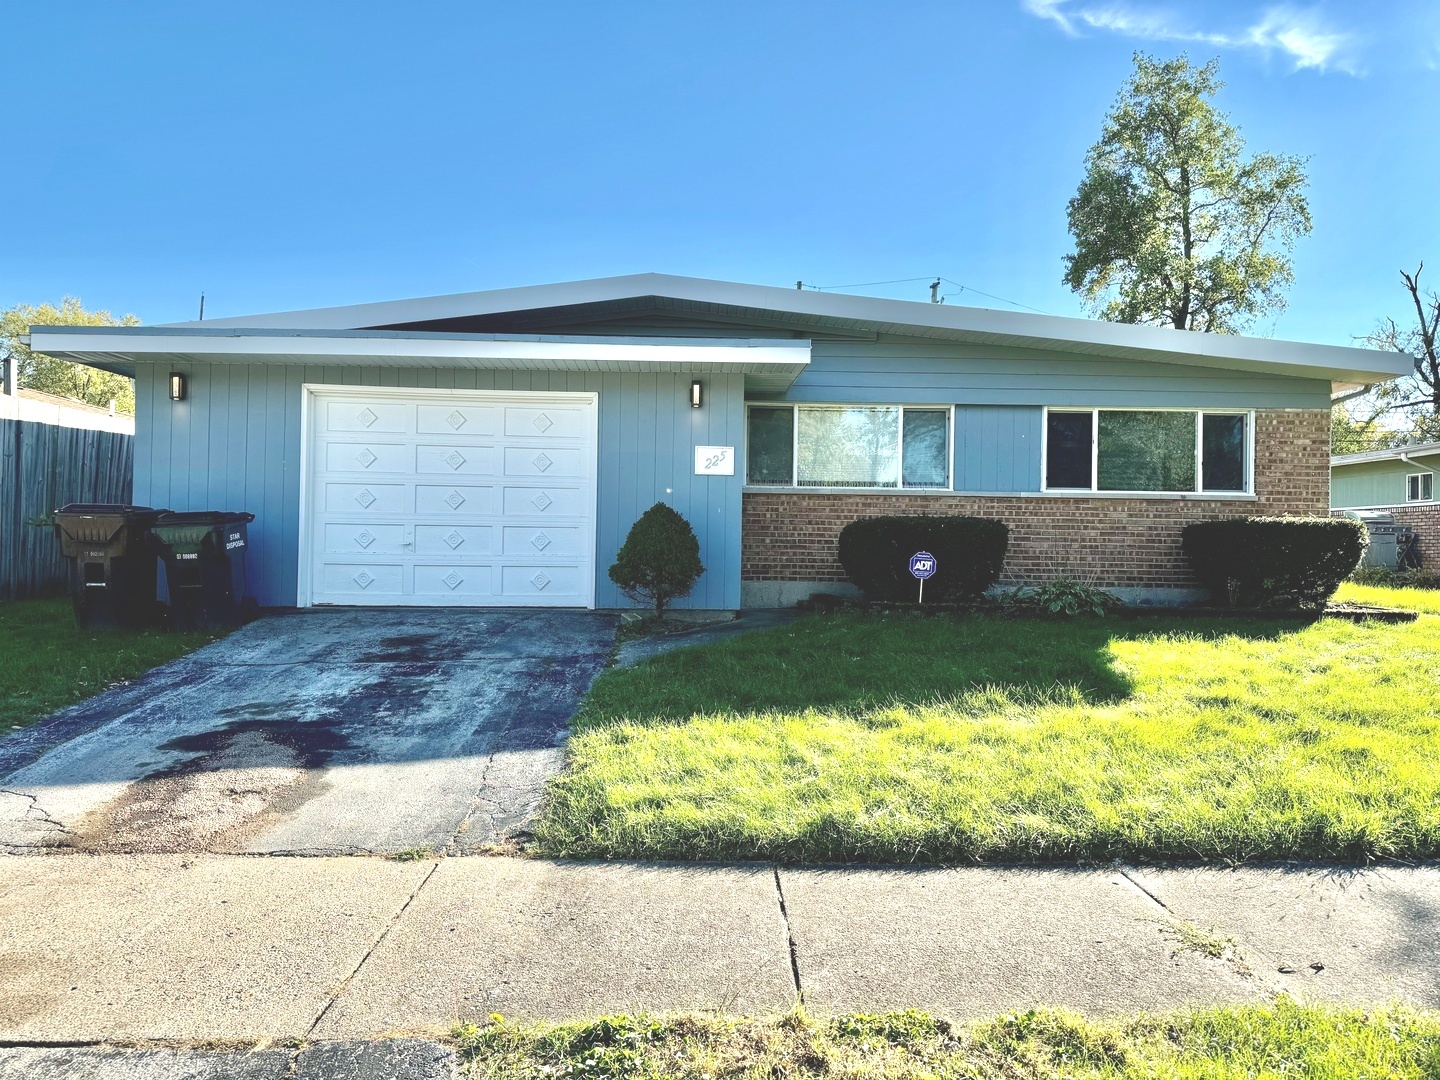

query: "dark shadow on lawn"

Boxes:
[578, 610, 1309, 726]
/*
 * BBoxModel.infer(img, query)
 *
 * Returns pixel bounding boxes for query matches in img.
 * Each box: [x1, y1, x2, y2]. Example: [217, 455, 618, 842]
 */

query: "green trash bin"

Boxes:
[52, 503, 168, 629]
[149, 511, 256, 630]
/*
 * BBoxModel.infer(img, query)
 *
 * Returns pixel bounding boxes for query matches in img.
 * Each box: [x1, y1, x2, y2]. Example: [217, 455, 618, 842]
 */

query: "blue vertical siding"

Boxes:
[953, 405, 1042, 492]
[132, 364, 744, 610]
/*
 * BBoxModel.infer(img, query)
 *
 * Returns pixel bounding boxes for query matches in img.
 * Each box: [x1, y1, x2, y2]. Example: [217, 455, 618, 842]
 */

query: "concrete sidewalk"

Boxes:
[0, 854, 1435, 1045]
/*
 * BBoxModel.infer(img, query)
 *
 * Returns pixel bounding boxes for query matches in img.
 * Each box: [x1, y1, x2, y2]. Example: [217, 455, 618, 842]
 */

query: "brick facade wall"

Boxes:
[741, 408, 1331, 591]
[1335, 502, 1440, 570]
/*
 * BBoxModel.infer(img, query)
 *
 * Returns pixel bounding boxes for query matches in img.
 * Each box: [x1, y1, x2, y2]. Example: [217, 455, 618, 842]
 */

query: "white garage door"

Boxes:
[302, 386, 598, 607]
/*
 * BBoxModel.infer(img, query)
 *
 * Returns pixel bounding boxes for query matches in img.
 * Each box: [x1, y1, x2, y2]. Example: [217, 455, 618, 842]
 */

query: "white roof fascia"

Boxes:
[1331, 442, 1440, 468]
[24, 328, 811, 392]
[156, 272, 1412, 386]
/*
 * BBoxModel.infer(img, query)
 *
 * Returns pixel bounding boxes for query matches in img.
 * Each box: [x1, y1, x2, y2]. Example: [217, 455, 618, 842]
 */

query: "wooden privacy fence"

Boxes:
[0, 418, 134, 601]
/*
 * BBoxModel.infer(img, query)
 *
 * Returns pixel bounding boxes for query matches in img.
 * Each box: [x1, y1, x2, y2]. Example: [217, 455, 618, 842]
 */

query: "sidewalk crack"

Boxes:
[772, 866, 804, 1001]
[305, 859, 441, 1039]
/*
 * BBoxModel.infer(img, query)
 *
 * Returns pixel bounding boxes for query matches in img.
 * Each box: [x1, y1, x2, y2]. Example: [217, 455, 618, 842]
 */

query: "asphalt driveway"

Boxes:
[0, 608, 618, 856]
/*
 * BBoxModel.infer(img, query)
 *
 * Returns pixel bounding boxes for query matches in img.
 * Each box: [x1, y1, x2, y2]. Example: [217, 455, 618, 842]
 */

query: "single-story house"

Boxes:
[1331, 441, 1440, 567]
[28, 274, 1408, 610]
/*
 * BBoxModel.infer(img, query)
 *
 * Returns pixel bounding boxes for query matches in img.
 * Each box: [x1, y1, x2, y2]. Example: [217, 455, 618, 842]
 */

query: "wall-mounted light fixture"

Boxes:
[690, 379, 703, 409]
[169, 372, 187, 401]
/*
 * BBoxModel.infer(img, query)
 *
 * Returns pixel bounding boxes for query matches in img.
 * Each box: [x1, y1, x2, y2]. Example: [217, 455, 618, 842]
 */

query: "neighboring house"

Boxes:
[28, 274, 1408, 610]
[0, 386, 134, 434]
[1331, 442, 1440, 568]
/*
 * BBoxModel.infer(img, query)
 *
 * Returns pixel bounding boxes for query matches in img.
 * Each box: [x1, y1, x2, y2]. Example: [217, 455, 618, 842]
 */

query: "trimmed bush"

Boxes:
[1182, 516, 1366, 610]
[609, 502, 704, 618]
[837, 516, 1009, 603]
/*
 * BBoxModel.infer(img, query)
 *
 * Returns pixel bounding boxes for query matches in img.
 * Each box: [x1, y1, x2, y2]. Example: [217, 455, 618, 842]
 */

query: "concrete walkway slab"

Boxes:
[314, 858, 797, 1036]
[0, 855, 430, 1041]
[778, 867, 1260, 1017]
[1134, 865, 1440, 1007]
[0, 609, 617, 856]
[0, 1047, 294, 1080]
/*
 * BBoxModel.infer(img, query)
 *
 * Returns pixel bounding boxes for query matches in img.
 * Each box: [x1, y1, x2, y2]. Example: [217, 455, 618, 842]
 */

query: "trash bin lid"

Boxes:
[152, 511, 255, 526]
[54, 503, 166, 519]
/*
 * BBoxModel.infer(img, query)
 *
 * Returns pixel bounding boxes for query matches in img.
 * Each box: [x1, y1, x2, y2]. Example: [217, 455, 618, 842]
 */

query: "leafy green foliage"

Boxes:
[539, 605, 1440, 864]
[458, 1004, 1440, 1079]
[1182, 517, 1366, 610]
[0, 298, 140, 414]
[1000, 578, 1123, 617]
[837, 516, 1008, 602]
[1063, 54, 1311, 333]
[0, 598, 220, 732]
[608, 503, 704, 618]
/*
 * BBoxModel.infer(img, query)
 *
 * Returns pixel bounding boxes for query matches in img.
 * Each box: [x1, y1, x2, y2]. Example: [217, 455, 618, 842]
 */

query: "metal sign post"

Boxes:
[909, 550, 936, 604]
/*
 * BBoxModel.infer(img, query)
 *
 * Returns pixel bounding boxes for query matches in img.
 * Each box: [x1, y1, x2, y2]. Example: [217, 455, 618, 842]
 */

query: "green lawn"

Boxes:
[1335, 580, 1440, 614]
[537, 587, 1440, 864]
[461, 1002, 1440, 1079]
[0, 598, 221, 733]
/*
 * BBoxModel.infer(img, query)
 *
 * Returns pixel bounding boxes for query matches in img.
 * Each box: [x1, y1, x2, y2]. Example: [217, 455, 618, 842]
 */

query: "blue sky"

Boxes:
[4, 1, 1437, 347]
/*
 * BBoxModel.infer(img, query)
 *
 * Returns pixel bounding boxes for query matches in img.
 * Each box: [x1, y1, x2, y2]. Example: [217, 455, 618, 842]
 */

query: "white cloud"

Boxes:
[1024, 2, 1361, 74]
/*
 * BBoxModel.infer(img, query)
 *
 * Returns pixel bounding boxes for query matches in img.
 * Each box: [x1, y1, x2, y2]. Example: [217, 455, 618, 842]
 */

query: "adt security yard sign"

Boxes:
[909, 550, 937, 603]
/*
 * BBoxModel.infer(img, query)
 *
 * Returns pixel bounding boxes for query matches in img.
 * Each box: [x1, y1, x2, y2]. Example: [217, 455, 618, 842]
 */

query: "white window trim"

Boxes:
[1407, 472, 1435, 502]
[744, 402, 955, 492]
[1040, 406, 1255, 497]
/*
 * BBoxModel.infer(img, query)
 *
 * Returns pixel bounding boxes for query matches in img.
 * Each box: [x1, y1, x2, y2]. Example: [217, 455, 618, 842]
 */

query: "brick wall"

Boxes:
[742, 408, 1331, 591]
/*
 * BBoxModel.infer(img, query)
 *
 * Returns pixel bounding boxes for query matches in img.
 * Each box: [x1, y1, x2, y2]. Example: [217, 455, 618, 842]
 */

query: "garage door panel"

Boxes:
[502, 525, 583, 556]
[322, 562, 406, 597]
[414, 525, 494, 556]
[414, 484, 498, 516]
[325, 400, 410, 433]
[325, 483, 409, 514]
[417, 404, 500, 435]
[500, 485, 584, 517]
[324, 523, 408, 554]
[415, 444, 498, 476]
[308, 388, 596, 608]
[324, 441, 411, 474]
[413, 564, 494, 598]
[502, 446, 585, 478]
[504, 406, 589, 439]
[498, 563, 583, 600]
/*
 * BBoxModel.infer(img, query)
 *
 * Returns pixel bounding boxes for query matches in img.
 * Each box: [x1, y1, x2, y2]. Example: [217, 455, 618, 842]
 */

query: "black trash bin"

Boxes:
[148, 511, 256, 630]
[52, 504, 168, 629]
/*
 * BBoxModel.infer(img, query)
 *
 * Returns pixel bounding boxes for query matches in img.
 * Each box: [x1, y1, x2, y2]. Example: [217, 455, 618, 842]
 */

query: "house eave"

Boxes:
[23, 327, 812, 394]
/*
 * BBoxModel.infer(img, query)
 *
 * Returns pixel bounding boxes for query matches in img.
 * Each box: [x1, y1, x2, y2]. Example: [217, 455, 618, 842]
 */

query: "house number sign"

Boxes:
[694, 446, 735, 476]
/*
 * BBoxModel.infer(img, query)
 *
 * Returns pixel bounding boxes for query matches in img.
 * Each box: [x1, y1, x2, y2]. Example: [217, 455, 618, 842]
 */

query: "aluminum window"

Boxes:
[745, 404, 952, 490]
[1407, 472, 1434, 502]
[1042, 407, 1252, 495]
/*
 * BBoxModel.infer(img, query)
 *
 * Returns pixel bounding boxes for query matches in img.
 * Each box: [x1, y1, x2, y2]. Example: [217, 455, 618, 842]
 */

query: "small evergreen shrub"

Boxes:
[608, 503, 704, 618]
[837, 516, 1009, 603]
[1182, 516, 1366, 610]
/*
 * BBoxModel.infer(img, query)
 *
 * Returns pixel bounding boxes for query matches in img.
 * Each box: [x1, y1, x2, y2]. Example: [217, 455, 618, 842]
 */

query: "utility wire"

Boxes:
[798, 274, 1055, 317]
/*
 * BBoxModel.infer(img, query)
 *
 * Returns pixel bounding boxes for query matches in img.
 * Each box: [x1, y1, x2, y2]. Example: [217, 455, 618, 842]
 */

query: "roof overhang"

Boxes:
[1331, 442, 1440, 468]
[151, 273, 1413, 390]
[22, 327, 812, 394]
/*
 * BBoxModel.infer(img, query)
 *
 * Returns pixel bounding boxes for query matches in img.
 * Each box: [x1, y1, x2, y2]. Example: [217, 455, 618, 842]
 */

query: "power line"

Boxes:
[796, 274, 1055, 316]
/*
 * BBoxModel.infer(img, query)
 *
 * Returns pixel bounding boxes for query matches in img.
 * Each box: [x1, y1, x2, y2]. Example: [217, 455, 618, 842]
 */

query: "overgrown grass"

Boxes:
[537, 604, 1440, 864]
[0, 598, 220, 733]
[458, 1002, 1440, 1078]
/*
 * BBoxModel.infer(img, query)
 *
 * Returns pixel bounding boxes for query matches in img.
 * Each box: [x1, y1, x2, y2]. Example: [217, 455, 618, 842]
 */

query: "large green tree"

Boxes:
[1063, 53, 1312, 333]
[0, 297, 139, 415]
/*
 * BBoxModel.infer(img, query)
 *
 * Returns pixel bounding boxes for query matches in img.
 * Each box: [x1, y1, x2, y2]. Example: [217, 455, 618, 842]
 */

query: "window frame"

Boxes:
[1040, 406, 1255, 496]
[1407, 472, 1435, 502]
[743, 402, 955, 492]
